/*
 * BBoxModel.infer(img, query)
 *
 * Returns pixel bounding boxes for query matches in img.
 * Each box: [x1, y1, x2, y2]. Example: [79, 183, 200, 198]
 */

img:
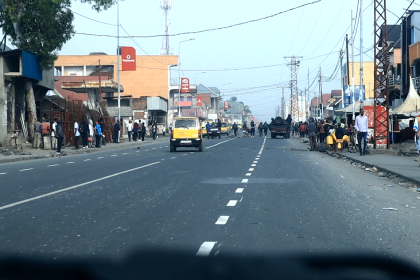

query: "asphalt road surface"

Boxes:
[0, 136, 420, 267]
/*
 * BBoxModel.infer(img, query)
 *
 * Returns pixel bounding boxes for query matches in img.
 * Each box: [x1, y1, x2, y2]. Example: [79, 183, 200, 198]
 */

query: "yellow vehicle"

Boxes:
[170, 117, 203, 152]
[220, 122, 231, 135]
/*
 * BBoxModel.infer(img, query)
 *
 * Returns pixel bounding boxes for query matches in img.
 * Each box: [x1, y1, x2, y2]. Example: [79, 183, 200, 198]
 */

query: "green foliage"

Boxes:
[1, 0, 115, 70]
[230, 96, 237, 102]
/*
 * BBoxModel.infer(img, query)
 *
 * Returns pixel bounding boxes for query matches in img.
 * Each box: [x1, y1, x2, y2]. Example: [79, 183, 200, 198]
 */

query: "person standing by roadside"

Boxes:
[307, 118, 317, 151]
[56, 121, 65, 154]
[232, 122, 238, 137]
[206, 122, 211, 139]
[95, 121, 102, 148]
[88, 120, 94, 148]
[132, 122, 139, 141]
[299, 122, 306, 138]
[250, 120, 255, 138]
[41, 119, 50, 149]
[51, 118, 57, 150]
[318, 120, 325, 143]
[151, 123, 157, 140]
[73, 119, 80, 150]
[355, 108, 368, 156]
[33, 118, 42, 149]
[127, 120, 133, 142]
[141, 122, 146, 141]
[263, 122, 268, 136]
[114, 120, 120, 143]
[258, 123, 263, 137]
[99, 119, 106, 146]
[81, 117, 89, 148]
[162, 125, 166, 137]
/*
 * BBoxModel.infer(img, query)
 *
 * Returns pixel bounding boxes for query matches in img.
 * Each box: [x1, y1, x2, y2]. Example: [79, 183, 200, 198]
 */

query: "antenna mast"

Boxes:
[160, 0, 172, 55]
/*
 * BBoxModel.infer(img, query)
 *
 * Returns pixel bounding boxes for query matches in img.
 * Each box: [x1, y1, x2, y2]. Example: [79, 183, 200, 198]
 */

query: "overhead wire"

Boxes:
[296, 0, 326, 54]
[286, 0, 308, 55]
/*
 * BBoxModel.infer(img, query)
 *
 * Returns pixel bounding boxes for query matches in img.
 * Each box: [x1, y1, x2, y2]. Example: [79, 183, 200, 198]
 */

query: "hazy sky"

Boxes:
[60, 0, 412, 122]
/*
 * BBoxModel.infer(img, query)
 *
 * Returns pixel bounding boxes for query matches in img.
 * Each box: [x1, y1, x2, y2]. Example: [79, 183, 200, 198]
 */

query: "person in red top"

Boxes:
[299, 123, 306, 138]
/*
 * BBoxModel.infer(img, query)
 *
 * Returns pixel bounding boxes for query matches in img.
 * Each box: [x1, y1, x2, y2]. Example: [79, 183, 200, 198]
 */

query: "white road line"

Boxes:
[123, 153, 128, 155]
[66, 162, 74, 164]
[145, 150, 149, 151]
[183, 154, 187, 155]
[170, 157, 176, 159]
[190, 152, 194, 153]
[0, 173, 6, 175]
[19, 168, 33, 172]
[0, 162, 161, 211]
[136, 151, 140, 153]
[257, 155, 260, 158]
[48, 164, 59, 167]
[255, 158, 259, 160]
[152, 148, 156, 150]
[205, 138, 235, 149]
[111, 155, 117, 157]
[249, 168, 254, 171]
[246, 173, 252, 176]
[227, 200, 238, 207]
[159, 147, 163, 148]
[215, 216, 229, 225]
[97, 157, 104, 159]
[196, 242, 217, 257]
[241, 179, 248, 183]
[235, 188, 244, 193]
[251, 164, 256, 167]
[84, 159, 91, 161]
[165, 146, 168, 147]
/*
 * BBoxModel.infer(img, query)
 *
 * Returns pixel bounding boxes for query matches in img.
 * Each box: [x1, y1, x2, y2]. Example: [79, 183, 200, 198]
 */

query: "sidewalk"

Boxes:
[292, 136, 420, 185]
[0, 136, 168, 164]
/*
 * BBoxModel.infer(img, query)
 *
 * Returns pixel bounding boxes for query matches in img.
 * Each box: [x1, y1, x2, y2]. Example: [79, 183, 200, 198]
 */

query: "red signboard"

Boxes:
[197, 97, 203, 107]
[175, 101, 192, 107]
[224, 101, 229, 110]
[181, 78, 190, 93]
[242, 110, 246, 116]
[121, 47, 136, 71]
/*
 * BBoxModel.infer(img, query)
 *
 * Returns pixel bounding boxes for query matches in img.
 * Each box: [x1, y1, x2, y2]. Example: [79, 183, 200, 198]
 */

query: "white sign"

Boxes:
[208, 114, 217, 120]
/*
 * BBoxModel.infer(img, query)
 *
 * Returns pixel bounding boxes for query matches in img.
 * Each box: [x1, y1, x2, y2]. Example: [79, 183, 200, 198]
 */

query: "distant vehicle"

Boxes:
[207, 124, 221, 139]
[220, 122, 230, 135]
[170, 117, 203, 152]
[268, 116, 290, 139]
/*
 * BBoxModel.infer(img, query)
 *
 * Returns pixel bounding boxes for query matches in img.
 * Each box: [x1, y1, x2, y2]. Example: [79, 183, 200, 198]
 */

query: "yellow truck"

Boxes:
[170, 117, 203, 152]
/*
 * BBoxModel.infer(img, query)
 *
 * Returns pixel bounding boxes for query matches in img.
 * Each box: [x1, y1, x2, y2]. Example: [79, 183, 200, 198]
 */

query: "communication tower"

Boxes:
[160, 0, 172, 55]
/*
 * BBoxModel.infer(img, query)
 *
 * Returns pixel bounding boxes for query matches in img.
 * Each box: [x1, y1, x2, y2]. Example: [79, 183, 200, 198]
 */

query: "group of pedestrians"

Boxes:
[125, 120, 147, 142]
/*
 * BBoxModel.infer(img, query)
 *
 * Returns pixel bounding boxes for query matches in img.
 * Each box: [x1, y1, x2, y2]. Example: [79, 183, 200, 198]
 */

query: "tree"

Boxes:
[230, 96, 237, 102]
[0, 0, 115, 139]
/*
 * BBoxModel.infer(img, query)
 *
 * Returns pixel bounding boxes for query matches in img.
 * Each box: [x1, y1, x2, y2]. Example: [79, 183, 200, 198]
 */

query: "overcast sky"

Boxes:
[60, 0, 412, 122]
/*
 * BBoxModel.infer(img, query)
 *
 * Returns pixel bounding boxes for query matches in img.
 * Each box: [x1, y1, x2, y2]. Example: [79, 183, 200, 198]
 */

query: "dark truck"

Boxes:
[268, 116, 290, 139]
[207, 124, 221, 139]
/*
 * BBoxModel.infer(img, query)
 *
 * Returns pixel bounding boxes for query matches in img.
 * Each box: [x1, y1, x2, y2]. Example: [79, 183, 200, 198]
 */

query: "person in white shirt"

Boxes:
[127, 120, 133, 142]
[51, 118, 57, 150]
[74, 120, 80, 150]
[88, 120, 94, 148]
[355, 108, 368, 156]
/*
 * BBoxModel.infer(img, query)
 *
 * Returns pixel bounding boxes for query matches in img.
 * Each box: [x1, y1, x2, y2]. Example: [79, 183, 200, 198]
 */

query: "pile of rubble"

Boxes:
[391, 139, 418, 157]
[0, 147, 32, 156]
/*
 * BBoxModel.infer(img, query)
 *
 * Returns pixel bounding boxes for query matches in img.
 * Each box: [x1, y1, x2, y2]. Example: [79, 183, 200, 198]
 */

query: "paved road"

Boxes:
[0, 136, 420, 266]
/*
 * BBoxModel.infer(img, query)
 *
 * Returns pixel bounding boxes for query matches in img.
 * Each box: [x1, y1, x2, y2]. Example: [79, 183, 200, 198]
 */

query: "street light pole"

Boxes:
[178, 38, 195, 117]
[117, 0, 121, 122]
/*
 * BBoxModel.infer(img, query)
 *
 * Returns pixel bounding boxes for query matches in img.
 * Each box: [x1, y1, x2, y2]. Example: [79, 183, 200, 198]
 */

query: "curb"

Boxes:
[0, 138, 169, 165]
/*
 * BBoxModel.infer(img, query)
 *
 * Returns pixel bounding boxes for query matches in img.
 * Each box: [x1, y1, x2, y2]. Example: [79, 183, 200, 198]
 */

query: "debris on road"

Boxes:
[382, 208, 398, 211]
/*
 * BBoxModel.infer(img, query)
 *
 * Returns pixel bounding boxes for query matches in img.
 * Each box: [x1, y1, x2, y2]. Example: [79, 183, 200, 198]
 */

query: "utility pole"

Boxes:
[160, 0, 172, 55]
[339, 50, 345, 114]
[346, 34, 350, 101]
[351, 10, 356, 121]
[281, 87, 285, 119]
[319, 67, 323, 119]
[373, 0, 389, 149]
[117, 0, 121, 122]
[285, 56, 303, 122]
[307, 68, 310, 118]
[360, 0, 364, 104]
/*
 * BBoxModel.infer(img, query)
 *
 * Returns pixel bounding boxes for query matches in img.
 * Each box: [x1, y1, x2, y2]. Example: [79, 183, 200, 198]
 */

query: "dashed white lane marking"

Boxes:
[253, 161, 258, 163]
[66, 162, 74, 164]
[183, 154, 187, 155]
[241, 179, 248, 183]
[249, 168, 254, 171]
[0, 162, 161, 212]
[111, 155, 117, 157]
[235, 188, 244, 193]
[170, 157, 176, 159]
[0, 173, 6, 175]
[19, 168, 33, 172]
[246, 173, 252, 176]
[255, 158, 259, 160]
[205, 138, 235, 149]
[145, 150, 149, 152]
[48, 164, 59, 167]
[152, 148, 156, 150]
[251, 164, 256, 167]
[83, 159, 91, 161]
[136, 151, 140, 153]
[159, 147, 163, 148]
[123, 153, 128, 155]
[98, 157, 104, 159]
[257, 155, 260, 157]
[215, 216, 229, 225]
[227, 200, 238, 207]
[196, 242, 217, 257]
[165, 146, 168, 147]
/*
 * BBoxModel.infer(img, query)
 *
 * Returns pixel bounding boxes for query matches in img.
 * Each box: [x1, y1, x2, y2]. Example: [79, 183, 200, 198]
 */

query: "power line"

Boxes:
[71, 10, 118, 26]
[286, 0, 308, 55]
[296, 0, 326, 54]
[74, 0, 321, 38]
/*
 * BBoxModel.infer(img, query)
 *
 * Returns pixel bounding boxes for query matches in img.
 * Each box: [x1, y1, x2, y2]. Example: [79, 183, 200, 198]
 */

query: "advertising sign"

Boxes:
[181, 78, 190, 93]
[242, 110, 246, 116]
[224, 101, 229, 110]
[208, 113, 217, 120]
[121, 47, 136, 71]
[197, 97, 203, 107]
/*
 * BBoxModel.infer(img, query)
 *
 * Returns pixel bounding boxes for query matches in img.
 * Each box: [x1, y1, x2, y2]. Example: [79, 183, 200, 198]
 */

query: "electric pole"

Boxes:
[160, 0, 172, 55]
[285, 56, 303, 122]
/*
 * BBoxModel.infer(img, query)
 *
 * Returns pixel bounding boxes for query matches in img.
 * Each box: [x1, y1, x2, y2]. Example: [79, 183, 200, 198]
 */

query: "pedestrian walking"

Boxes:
[258, 123, 263, 137]
[307, 118, 317, 151]
[81, 117, 89, 148]
[88, 120, 94, 148]
[127, 120, 133, 142]
[55, 121, 65, 154]
[355, 108, 368, 156]
[263, 122, 268, 136]
[133, 122, 139, 141]
[141, 122, 146, 141]
[95, 121, 102, 148]
[33, 118, 42, 149]
[99, 119, 106, 146]
[51, 118, 57, 150]
[73, 119, 80, 150]
[151, 124, 157, 140]
[250, 120, 255, 138]
[162, 125, 166, 137]
[206, 122, 211, 139]
[232, 122, 238, 137]
[318, 120, 325, 143]
[299, 122, 306, 138]
[114, 120, 120, 143]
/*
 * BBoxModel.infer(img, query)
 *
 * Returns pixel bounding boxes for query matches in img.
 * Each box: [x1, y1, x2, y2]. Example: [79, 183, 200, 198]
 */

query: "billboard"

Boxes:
[121, 47, 136, 71]
[197, 97, 203, 107]
[224, 101, 229, 110]
[181, 78, 190, 93]
[344, 85, 365, 107]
